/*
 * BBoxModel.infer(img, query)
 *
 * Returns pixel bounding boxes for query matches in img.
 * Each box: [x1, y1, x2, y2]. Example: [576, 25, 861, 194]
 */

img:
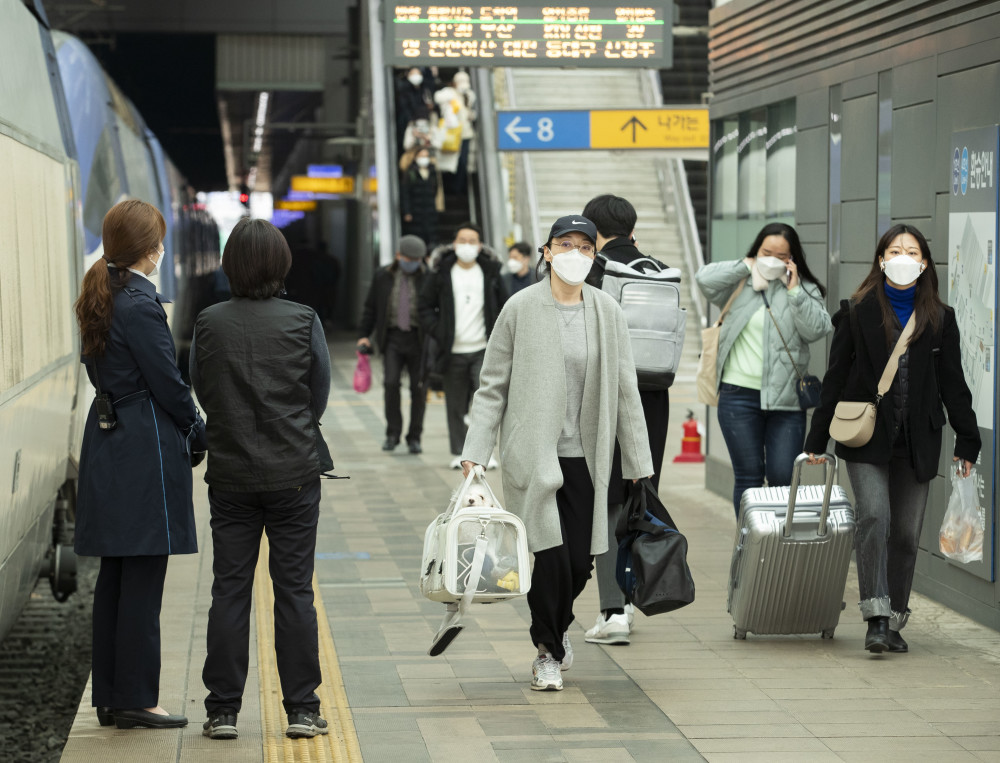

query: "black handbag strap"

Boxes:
[760, 291, 804, 382]
[624, 478, 680, 534]
[93, 357, 104, 397]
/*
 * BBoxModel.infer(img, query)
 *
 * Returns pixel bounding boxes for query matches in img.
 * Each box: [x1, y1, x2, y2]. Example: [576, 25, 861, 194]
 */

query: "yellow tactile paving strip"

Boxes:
[254, 537, 363, 763]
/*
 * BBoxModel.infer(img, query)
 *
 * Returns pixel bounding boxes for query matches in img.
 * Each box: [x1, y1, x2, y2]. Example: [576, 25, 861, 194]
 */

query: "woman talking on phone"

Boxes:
[695, 222, 832, 517]
[74, 199, 206, 728]
[805, 224, 979, 654]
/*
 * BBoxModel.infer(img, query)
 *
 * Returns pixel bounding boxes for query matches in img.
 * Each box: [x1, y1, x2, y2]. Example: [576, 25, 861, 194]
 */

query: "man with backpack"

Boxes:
[582, 194, 673, 646]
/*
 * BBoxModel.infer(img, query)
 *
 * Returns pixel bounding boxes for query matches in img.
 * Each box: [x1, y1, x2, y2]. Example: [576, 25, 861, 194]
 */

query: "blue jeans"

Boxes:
[717, 383, 806, 517]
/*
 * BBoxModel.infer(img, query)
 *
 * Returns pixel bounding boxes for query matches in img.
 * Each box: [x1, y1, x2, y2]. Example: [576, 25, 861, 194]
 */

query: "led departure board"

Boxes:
[387, 4, 673, 67]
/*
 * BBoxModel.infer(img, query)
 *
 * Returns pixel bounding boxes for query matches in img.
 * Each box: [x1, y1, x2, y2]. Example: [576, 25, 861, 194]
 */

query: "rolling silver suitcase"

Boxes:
[727, 453, 855, 640]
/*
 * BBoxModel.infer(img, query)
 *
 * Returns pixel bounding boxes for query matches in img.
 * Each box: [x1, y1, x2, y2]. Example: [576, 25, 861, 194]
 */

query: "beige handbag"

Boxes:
[830, 312, 915, 447]
[696, 279, 746, 406]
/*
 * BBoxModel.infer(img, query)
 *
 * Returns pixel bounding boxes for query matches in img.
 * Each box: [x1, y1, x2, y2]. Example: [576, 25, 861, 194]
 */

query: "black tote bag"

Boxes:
[615, 478, 696, 616]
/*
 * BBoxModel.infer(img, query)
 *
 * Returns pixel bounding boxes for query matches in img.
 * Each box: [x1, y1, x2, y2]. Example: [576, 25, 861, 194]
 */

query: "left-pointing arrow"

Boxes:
[504, 115, 532, 144]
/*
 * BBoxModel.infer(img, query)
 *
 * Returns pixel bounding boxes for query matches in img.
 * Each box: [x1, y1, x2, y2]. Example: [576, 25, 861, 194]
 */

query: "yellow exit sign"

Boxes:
[290, 176, 355, 194]
[590, 109, 709, 150]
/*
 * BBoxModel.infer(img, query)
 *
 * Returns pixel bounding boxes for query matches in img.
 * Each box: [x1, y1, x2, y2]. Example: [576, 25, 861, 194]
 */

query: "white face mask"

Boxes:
[550, 249, 593, 286]
[455, 243, 479, 263]
[415, 156, 430, 168]
[882, 255, 924, 285]
[507, 257, 524, 274]
[147, 251, 161, 278]
[755, 255, 788, 281]
[408, 73, 423, 87]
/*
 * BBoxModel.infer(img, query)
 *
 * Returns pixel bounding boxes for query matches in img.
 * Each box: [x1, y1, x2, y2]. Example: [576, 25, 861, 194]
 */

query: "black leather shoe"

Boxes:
[865, 616, 889, 653]
[407, 439, 422, 454]
[887, 629, 908, 653]
[381, 438, 399, 451]
[96, 707, 114, 726]
[114, 709, 188, 729]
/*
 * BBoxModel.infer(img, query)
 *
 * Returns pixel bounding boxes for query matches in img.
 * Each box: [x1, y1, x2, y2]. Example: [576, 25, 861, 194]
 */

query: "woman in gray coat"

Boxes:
[461, 215, 653, 693]
[695, 223, 832, 517]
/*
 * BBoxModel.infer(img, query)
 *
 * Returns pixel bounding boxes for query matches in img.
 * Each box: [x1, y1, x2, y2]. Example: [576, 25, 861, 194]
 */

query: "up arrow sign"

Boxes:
[504, 115, 532, 144]
[621, 115, 647, 143]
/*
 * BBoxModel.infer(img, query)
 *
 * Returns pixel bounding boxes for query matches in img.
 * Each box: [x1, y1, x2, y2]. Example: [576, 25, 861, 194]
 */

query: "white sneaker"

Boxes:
[486, 456, 499, 470]
[625, 603, 635, 631]
[448, 457, 463, 470]
[531, 653, 563, 691]
[584, 613, 631, 645]
[560, 631, 573, 671]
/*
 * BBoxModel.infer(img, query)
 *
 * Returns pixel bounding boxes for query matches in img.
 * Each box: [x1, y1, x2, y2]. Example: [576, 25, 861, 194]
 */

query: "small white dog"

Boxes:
[455, 484, 494, 508]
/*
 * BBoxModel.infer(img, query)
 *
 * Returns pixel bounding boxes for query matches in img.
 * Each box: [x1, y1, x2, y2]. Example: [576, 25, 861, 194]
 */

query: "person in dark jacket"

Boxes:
[358, 235, 428, 453]
[395, 67, 434, 155]
[503, 241, 537, 295]
[418, 222, 507, 468]
[190, 218, 333, 742]
[579, 194, 670, 646]
[805, 224, 979, 654]
[400, 146, 439, 251]
[74, 199, 206, 730]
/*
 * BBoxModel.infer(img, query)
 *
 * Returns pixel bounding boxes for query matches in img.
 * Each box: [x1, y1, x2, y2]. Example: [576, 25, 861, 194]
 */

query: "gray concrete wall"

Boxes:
[707, 0, 1000, 629]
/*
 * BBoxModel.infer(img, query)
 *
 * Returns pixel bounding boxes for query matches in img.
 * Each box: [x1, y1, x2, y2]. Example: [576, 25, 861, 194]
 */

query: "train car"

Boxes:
[0, 5, 221, 643]
[0, 0, 83, 642]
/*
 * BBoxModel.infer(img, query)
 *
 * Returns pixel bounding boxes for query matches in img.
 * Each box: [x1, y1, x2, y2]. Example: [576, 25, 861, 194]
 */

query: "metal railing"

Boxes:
[642, 69, 707, 329]
[503, 68, 542, 249]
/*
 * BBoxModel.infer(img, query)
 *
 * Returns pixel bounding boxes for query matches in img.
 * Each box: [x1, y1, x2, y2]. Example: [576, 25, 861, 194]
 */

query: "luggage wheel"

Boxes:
[821, 629, 835, 639]
[733, 627, 747, 640]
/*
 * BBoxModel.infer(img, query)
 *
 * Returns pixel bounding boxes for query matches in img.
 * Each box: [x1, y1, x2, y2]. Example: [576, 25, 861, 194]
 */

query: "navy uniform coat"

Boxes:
[75, 269, 206, 557]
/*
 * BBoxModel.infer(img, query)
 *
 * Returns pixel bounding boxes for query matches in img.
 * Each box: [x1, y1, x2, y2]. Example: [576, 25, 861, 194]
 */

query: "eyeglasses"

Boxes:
[550, 240, 595, 256]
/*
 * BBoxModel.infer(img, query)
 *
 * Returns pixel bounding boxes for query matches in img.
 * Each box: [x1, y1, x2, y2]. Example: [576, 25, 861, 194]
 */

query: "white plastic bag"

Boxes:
[939, 467, 983, 563]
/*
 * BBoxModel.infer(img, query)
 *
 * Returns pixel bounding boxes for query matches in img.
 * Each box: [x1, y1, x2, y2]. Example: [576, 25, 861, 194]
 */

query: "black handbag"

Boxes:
[761, 291, 822, 410]
[615, 478, 695, 616]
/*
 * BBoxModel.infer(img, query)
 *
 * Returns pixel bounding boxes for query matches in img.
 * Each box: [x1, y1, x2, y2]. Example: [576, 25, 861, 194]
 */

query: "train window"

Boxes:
[116, 117, 161, 208]
[83, 126, 123, 239]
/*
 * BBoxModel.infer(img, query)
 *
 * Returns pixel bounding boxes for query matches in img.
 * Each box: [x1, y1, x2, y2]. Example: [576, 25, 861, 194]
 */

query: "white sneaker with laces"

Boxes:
[560, 631, 573, 671]
[584, 612, 631, 645]
[448, 456, 463, 470]
[625, 603, 635, 631]
[531, 653, 563, 691]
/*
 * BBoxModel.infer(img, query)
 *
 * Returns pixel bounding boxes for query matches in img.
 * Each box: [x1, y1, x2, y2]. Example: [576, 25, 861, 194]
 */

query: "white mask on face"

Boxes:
[415, 156, 430, 168]
[407, 72, 423, 87]
[147, 251, 161, 278]
[882, 255, 924, 285]
[507, 257, 524, 274]
[550, 249, 593, 286]
[755, 255, 788, 281]
[455, 243, 479, 263]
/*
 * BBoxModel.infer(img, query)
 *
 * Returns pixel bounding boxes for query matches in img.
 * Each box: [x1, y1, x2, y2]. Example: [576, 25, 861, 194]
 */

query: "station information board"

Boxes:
[386, 4, 673, 67]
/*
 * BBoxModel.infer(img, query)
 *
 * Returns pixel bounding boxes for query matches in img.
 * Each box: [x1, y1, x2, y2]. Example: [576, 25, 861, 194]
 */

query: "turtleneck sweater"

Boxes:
[885, 281, 916, 327]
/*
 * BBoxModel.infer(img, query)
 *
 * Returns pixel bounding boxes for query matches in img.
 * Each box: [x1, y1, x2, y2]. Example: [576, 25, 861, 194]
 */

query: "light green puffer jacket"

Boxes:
[696, 259, 833, 411]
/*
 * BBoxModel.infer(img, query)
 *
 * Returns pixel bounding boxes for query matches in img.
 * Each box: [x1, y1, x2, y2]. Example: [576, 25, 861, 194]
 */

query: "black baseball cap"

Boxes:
[546, 215, 597, 244]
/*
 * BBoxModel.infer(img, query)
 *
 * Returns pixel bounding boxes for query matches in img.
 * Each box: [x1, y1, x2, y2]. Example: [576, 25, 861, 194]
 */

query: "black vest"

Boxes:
[194, 298, 331, 491]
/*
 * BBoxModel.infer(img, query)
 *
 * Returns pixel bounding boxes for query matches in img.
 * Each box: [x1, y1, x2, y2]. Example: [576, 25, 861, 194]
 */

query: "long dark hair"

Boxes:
[745, 222, 827, 298]
[75, 199, 165, 357]
[852, 223, 944, 343]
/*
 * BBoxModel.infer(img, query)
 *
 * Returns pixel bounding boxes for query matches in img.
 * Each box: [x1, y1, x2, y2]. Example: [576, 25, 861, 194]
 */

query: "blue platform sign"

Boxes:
[497, 111, 590, 151]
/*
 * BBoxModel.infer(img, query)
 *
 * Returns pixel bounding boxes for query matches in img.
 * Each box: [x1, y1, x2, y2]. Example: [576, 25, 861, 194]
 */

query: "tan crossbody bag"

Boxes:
[829, 311, 916, 447]
[696, 278, 746, 406]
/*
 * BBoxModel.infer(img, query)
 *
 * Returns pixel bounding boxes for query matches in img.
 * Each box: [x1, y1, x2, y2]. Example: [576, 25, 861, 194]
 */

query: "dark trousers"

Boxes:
[203, 479, 322, 714]
[91, 554, 169, 709]
[717, 382, 806, 517]
[443, 349, 485, 455]
[383, 328, 426, 443]
[639, 388, 669, 489]
[846, 456, 930, 625]
[528, 458, 595, 663]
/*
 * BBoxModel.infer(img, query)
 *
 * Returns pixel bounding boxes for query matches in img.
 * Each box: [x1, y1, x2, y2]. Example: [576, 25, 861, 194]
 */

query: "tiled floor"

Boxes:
[62, 334, 1000, 762]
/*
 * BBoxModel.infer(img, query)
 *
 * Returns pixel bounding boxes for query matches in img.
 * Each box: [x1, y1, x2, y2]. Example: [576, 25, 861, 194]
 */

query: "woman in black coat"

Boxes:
[400, 146, 439, 250]
[74, 200, 206, 729]
[805, 224, 979, 654]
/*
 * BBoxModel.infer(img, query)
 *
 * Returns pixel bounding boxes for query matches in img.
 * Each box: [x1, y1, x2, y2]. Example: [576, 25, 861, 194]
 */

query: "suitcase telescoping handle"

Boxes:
[784, 452, 838, 538]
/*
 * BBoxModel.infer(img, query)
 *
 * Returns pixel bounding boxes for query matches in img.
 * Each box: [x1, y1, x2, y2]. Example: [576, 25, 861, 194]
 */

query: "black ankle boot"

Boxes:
[887, 629, 908, 653]
[865, 616, 889, 653]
